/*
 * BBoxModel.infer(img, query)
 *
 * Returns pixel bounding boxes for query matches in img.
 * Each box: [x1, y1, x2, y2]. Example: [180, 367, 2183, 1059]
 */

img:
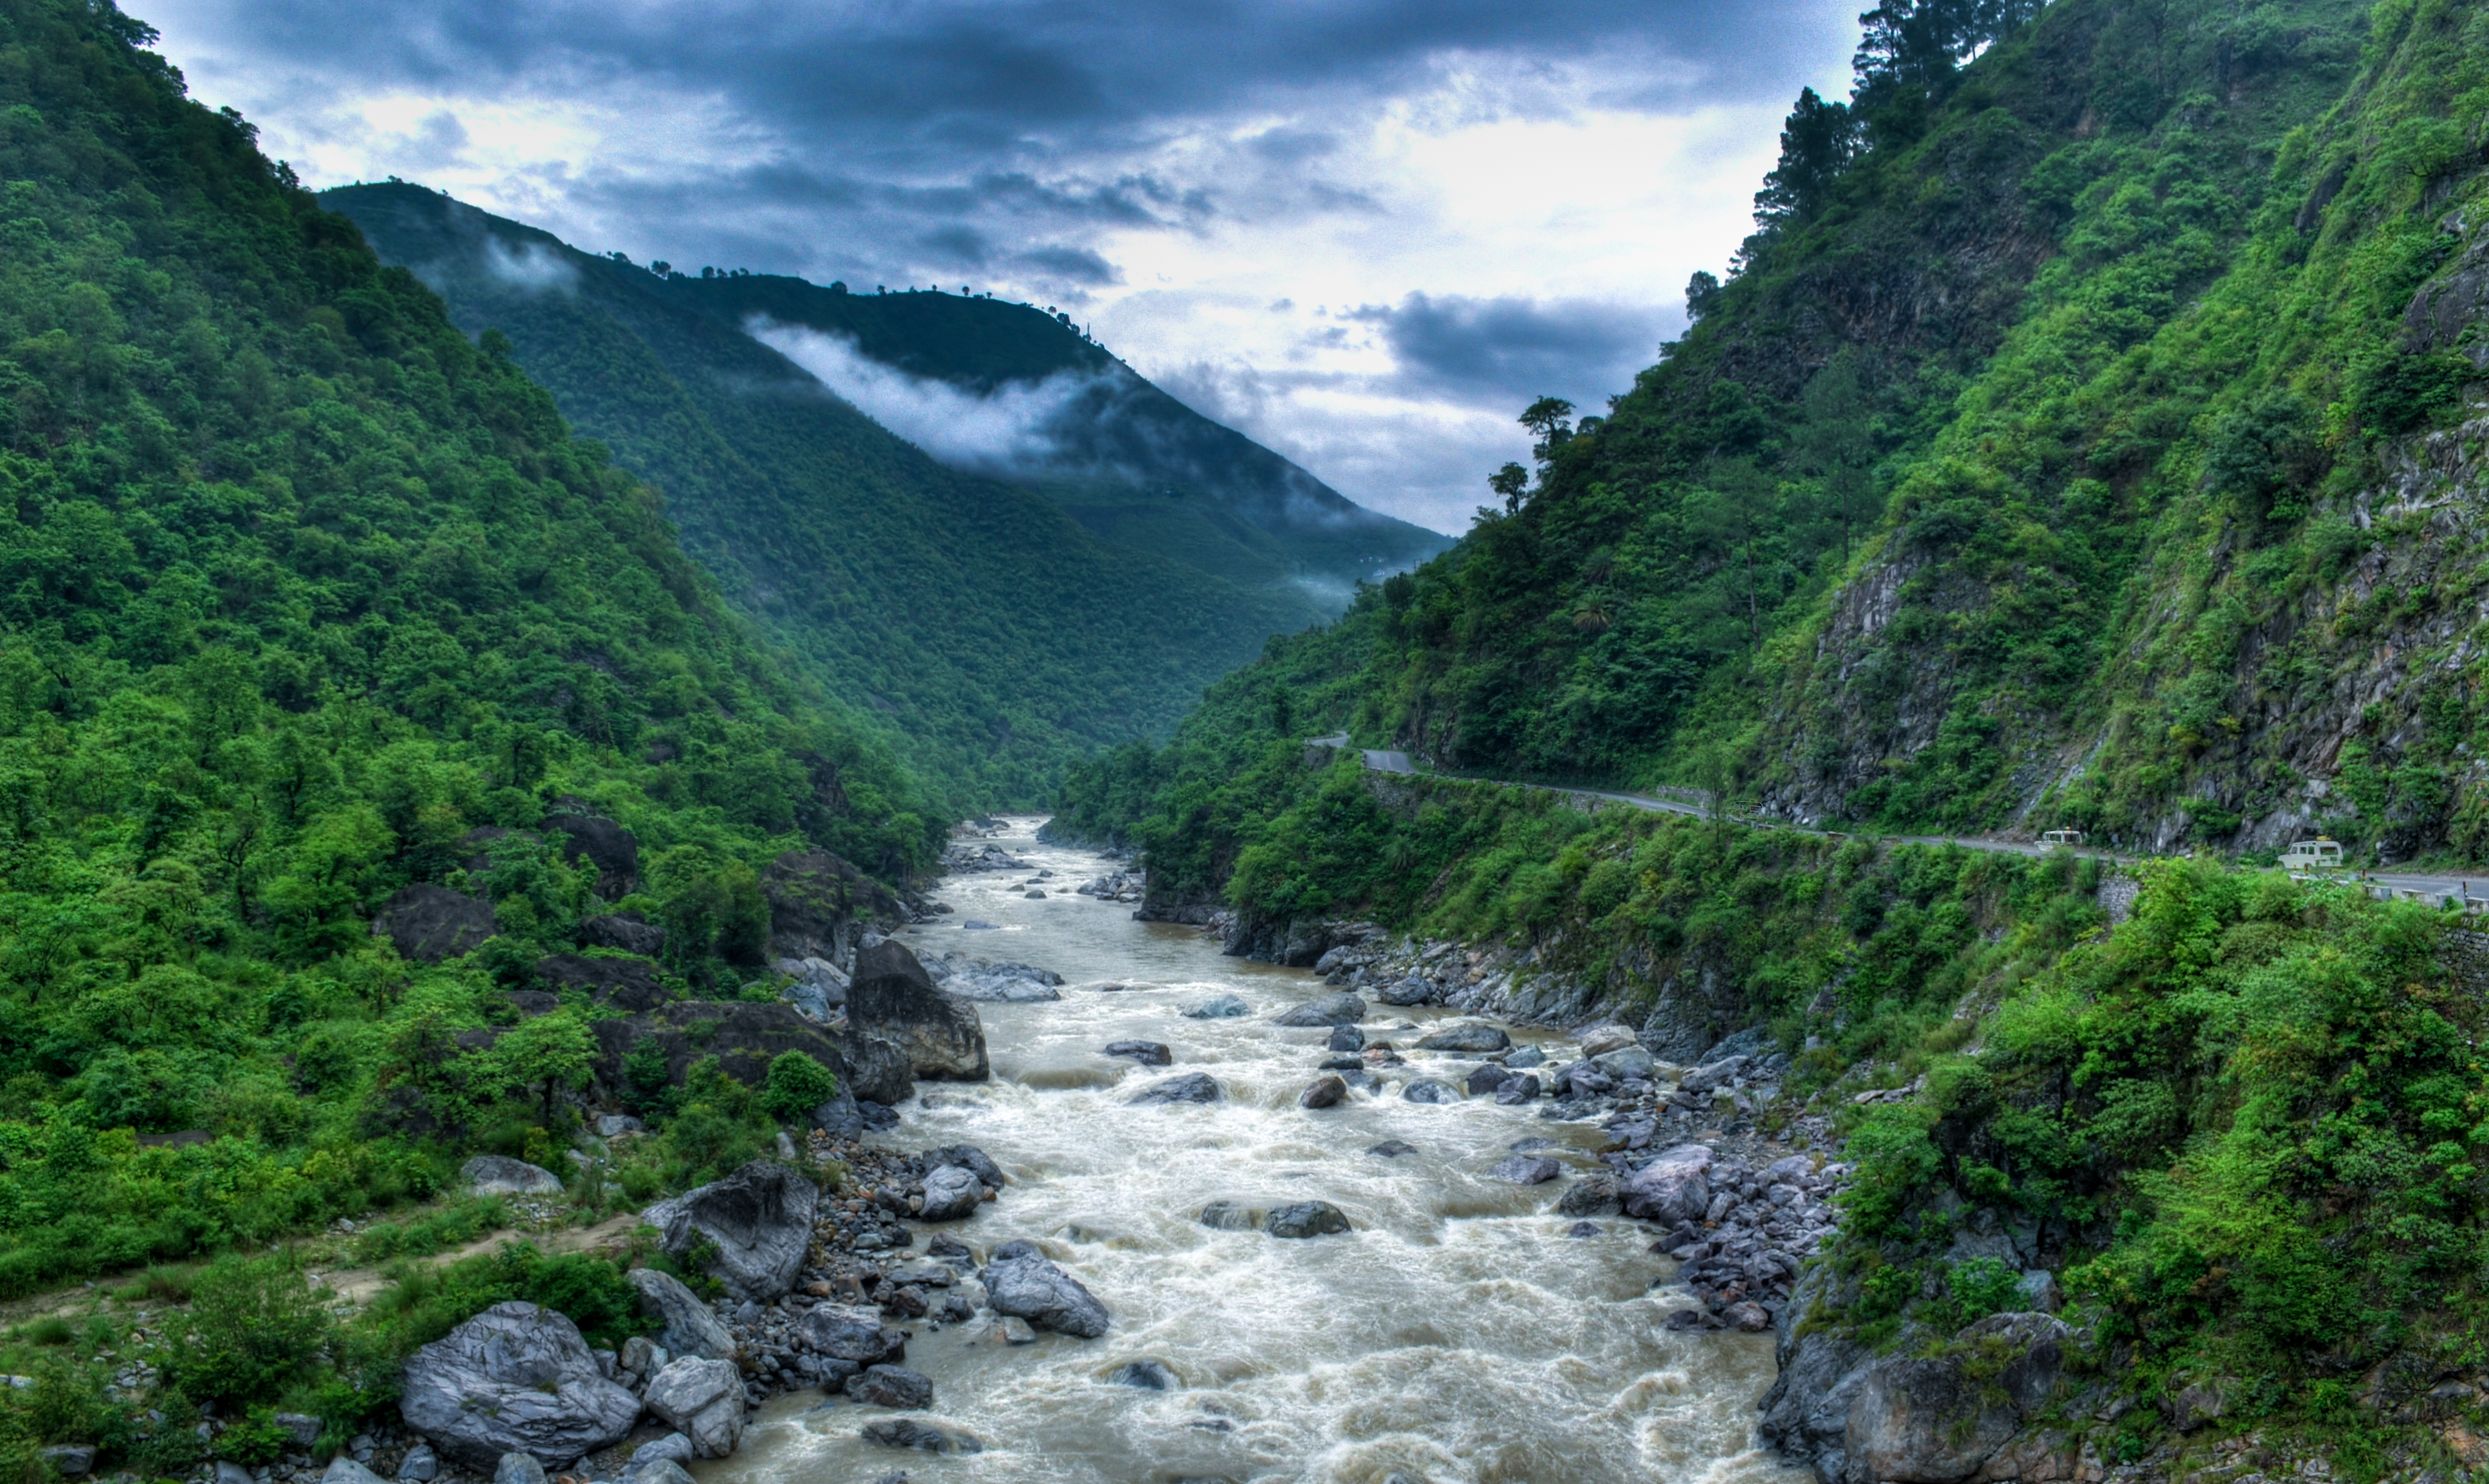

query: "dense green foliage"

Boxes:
[1080, 0, 2489, 864]
[318, 186, 1445, 808]
[0, 0, 890, 1302]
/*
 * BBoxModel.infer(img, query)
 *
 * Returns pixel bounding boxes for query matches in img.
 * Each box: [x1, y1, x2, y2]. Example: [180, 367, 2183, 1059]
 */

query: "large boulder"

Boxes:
[373, 885, 497, 964]
[794, 1309, 906, 1370]
[765, 851, 903, 963]
[980, 1251, 1111, 1337]
[1841, 1314, 2070, 1483]
[1620, 1144, 1714, 1224]
[1181, 993, 1249, 1019]
[1400, 1079, 1461, 1104]
[839, 1032, 916, 1105]
[1592, 1045, 1659, 1081]
[918, 1166, 983, 1221]
[543, 805, 640, 899]
[847, 1364, 933, 1409]
[1416, 1022, 1510, 1053]
[625, 1268, 737, 1361]
[460, 1157, 563, 1198]
[1127, 1072, 1221, 1105]
[645, 1160, 819, 1301]
[535, 954, 672, 1014]
[640, 1357, 745, 1458]
[579, 913, 665, 956]
[586, 1002, 860, 1106]
[1273, 992, 1366, 1028]
[1266, 1201, 1351, 1238]
[849, 940, 989, 1081]
[398, 1303, 640, 1468]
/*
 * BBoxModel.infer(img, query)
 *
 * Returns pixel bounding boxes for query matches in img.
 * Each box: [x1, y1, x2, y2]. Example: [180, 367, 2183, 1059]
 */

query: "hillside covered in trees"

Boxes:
[1071, 0, 2489, 864]
[0, 0, 930, 1312]
[320, 185, 1448, 810]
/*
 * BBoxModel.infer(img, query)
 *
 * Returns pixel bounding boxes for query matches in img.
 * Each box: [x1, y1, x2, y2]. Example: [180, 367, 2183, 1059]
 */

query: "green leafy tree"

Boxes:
[759, 1050, 839, 1124]
[486, 1012, 596, 1125]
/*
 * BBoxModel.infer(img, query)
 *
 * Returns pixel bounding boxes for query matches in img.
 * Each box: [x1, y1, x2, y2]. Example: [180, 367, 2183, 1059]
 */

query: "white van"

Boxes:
[2281, 838, 2344, 874]
[2040, 830, 2086, 848]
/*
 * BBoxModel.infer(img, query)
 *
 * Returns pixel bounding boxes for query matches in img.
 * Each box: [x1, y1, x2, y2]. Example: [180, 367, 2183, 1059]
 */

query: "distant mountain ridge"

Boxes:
[324, 183, 1444, 804]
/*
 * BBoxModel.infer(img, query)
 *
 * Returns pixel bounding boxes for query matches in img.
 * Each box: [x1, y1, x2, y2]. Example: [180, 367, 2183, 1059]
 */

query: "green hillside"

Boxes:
[1056, 0, 2489, 1458]
[318, 186, 1447, 806]
[0, 0, 924, 1308]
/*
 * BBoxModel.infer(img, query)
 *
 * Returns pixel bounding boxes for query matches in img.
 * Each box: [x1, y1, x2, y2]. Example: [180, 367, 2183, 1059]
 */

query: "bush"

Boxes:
[161, 1255, 335, 1408]
[759, 1052, 838, 1123]
[1948, 1257, 2025, 1323]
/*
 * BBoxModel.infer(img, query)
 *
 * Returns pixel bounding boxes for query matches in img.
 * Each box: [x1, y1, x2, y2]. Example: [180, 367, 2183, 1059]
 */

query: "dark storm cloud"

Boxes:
[1015, 245, 1121, 285]
[1353, 292, 1674, 409]
[183, 0, 1835, 160]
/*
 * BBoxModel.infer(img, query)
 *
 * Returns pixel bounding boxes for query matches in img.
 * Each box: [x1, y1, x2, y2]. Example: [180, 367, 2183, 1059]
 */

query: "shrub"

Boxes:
[161, 1255, 335, 1408]
[759, 1052, 838, 1124]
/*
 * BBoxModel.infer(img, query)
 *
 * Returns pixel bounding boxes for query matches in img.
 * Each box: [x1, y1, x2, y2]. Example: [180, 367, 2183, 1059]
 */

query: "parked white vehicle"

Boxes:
[2281, 838, 2344, 874]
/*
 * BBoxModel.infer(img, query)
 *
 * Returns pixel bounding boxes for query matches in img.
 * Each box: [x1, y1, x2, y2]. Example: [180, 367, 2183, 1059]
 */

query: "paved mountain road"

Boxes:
[1312, 738, 2489, 908]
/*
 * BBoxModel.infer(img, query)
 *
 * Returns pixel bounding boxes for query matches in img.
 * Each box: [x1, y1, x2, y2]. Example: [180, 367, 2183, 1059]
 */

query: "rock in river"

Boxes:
[1197, 1202, 1264, 1231]
[1488, 1155, 1560, 1185]
[1401, 1078, 1461, 1105]
[1494, 1074, 1541, 1105]
[1266, 1201, 1351, 1239]
[644, 1159, 819, 1301]
[1111, 1360, 1179, 1390]
[1182, 993, 1249, 1019]
[1416, 1022, 1510, 1053]
[398, 1303, 640, 1468]
[917, 1165, 984, 1221]
[1273, 992, 1367, 1028]
[1466, 1064, 1513, 1097]
[626, 1268, 737, 1360]
[982, 1251, 1111, 1337]
[1556, 1172, 1621, 1217]
[847, 1364, 934, 1409]
[1298, 1075, 1347, 1109]
[1103, 1039, 1172, 1066]
[1327, 1023, 1365, 1053]
[1592, 1045, 1659, 1081]
[860, 1420, 983, 1455]
[1128, 1072, 1221, 1105]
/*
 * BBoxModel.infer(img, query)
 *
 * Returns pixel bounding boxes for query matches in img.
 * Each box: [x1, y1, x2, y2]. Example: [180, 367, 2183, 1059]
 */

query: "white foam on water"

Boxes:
[695, 816, 1808, 1484]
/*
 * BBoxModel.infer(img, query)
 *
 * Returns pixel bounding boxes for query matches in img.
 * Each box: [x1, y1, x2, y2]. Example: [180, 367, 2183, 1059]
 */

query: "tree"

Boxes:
[1754, 88, 1859, 229]
[1799, 348, 1875, 559]
[1488, 462, 1531, 513]
[1852, 0, 2043, 128]
[1685, 271, 1722, 321]
[489, 1010, 596, 1124]
[1520, 396, 1576, 469]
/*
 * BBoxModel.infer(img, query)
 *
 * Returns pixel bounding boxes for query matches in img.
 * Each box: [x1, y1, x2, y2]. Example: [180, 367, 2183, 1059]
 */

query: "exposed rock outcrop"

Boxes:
[764, 851, 902, 963]
[373, 885, 497, 963]
[848, 940, 988, 1081]
[645, 1160, 819, 1301]
[398, 1303, 640, 1468]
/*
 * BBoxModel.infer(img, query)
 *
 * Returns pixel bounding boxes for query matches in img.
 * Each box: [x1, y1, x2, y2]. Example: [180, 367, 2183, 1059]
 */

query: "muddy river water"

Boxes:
[697, 818, 1805, 1484]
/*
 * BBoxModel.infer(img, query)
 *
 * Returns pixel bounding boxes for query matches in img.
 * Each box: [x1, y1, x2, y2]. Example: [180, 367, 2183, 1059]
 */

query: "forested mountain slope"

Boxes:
[0, 0, 924, 1292]
[321, 186, 1443, 806]
[1075, 0, 2489, 867]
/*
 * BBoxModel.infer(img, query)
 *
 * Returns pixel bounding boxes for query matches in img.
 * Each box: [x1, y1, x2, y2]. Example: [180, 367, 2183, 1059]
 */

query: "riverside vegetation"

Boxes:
[1058, 0, 2489, 1472]
[0, 0, 978, 1474]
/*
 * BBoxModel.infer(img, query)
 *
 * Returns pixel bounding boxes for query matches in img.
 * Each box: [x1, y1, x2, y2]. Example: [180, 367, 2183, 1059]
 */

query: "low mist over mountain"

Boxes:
[324, 183, 1447, 805]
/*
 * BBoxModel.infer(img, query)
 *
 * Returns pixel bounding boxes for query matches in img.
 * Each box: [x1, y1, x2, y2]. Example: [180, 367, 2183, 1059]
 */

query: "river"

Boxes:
[700, 817, 1806, 1484]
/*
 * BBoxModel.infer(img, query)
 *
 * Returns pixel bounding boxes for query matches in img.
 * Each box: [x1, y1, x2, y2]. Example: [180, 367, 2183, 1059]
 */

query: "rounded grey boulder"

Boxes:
[460, 1155, 564, 1197]
[1400, 1078, 1461, 1105]
[847, 1364, 934, 1409]
[1416, 1022, 1510, 1053]
[398, 1302, 640, 1469]
[1181, 993, 1249, 1019]
[1488, 1155, 1561, 1185]
[1327, 1023, 1365, 1052]
[1265, 1201, 1351, 1239]
[1298, 1074, 1348, 1109]
[1127, 1072, 1221, 1105]
[1102, 1039, 1172, 1066]
[918, 1165, 983, 1221]
[981, 1251, 1111, 1337]
[641, 1356, 745, 1458]
[1494, 1074, 1542, 1105]
[1273, 992, 1367, 1028]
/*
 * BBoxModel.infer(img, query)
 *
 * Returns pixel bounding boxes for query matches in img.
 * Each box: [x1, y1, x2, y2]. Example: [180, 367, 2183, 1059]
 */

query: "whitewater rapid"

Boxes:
[697, 817, 1805, 1484]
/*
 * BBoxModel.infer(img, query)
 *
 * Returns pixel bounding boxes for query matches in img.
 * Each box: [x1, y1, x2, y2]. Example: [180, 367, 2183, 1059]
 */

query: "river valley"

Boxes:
[703, 817, 1808, 1484]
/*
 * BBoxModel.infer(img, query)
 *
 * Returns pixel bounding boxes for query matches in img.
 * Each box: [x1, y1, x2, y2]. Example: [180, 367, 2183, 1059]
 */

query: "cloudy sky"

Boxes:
[140, 0, 1858, 534]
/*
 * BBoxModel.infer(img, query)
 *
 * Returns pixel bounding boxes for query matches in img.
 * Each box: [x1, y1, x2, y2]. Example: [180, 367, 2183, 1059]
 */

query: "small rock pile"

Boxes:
[1072, 869, 1144, 903]
[1637, 1146, 1846, 1331]
[941, 841, 1033, 873]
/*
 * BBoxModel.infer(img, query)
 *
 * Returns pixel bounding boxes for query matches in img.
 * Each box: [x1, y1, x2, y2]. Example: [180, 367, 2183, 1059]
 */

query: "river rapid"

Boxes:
[700, 817, 1808, 1484]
